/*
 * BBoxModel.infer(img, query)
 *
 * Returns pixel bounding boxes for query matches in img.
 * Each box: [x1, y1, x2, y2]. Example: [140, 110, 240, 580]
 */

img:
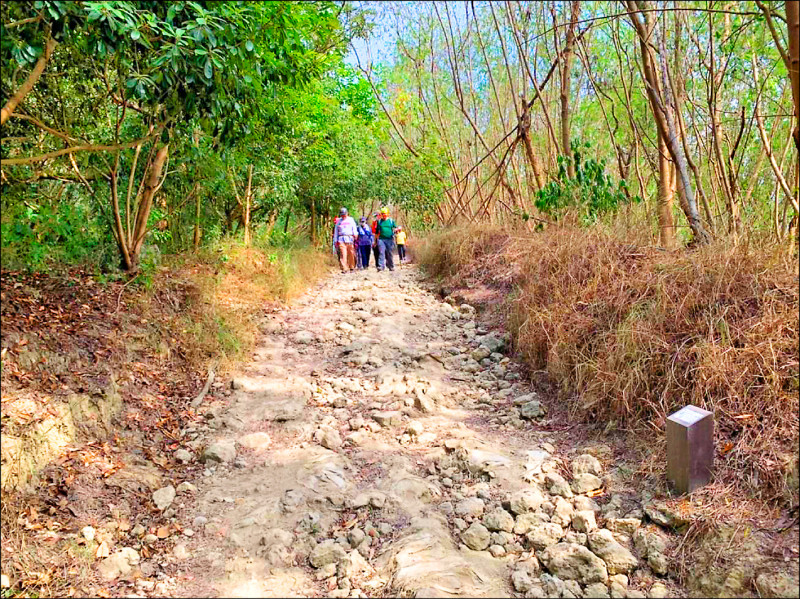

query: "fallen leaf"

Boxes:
[721, 442, 734, 455]
[586, 489, 604, 498]
[156, 526, 170, 539]
[95, 540, 109, 559]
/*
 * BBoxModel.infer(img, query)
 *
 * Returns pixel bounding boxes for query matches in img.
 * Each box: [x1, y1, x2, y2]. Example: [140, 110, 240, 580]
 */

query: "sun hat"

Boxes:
[339, 207, 348, 215]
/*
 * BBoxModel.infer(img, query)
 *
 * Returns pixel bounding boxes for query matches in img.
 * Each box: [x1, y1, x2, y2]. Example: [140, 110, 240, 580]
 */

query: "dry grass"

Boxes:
[151, 243, 333, 374]
[419, 225, 799, 505]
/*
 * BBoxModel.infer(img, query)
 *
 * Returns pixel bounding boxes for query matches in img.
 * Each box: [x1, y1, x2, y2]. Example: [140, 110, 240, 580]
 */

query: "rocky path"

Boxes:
[134, 266, 681, 598]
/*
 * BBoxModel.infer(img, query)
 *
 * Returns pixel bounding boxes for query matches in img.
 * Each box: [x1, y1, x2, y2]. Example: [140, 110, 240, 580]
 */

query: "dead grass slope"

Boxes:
[418, 226, 799, 506]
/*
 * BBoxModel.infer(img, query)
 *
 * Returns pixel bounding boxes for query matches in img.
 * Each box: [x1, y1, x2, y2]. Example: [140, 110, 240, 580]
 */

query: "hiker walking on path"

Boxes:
[357, 217, 373, 269]
[333, 208, 357, 272]
[371, 212, 380, 270]
[396, 226, 407, 263]
[375, 207, 397, 272]
[331, 215, 341, 261]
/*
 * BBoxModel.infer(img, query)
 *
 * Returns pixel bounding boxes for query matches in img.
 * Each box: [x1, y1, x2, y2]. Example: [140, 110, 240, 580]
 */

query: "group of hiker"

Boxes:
[332, 207, 408, 273]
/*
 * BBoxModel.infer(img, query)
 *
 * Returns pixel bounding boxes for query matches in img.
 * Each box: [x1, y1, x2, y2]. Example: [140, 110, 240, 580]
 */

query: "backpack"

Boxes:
[377, 218, 395, 239]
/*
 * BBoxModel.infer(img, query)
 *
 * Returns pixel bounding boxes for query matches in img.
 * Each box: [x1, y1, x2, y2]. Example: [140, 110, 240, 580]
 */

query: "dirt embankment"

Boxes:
[0, 246, 331, 598]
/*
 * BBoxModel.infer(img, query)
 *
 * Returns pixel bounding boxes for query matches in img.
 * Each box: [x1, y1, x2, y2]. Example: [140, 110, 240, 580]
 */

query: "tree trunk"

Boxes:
[128, 144, 169, 269]
[310, 200, 317, 245]
[193, 187, 202, 251]
[785, 1, 799, 153]
[559, 1, 580, 177]
[109, 156, 133, 270]
[243, 164, 253, 246]
[657, 134, 676, 249]
[627, 0, 709, 244]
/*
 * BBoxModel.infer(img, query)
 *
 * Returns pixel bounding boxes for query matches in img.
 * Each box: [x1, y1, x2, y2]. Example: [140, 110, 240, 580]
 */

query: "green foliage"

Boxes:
[534, 142, 640, 224]
[0, 188, 117, 270]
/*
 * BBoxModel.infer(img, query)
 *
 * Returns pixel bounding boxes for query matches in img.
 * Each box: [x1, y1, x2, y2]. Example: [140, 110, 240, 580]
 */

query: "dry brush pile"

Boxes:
[419, 226, 799, 505]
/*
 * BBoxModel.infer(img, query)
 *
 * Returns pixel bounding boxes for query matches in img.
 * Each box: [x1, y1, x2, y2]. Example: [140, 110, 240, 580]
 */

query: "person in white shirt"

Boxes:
[333, 207, 358, 272]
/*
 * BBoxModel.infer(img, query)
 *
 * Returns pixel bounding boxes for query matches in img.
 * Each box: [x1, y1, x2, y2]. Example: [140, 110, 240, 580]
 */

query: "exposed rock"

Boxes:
[371, 411, 403, 427]
[565, 531, 587, 546]
[317, 427, 342, 451]
[754, 572, 800, 598]
[571, 473, 603, 494]
[176, 481, 197, 494]
[454, 498, 485, 518]
[414, 393, 435, 413]
[540, 573, 565, 597]
[526, 522, 564, 550]
[551, 496, 574, 527]
[509, 489, 546, 515]
[511, 512, 547, 535]
[588, 529, 638, 574]
[260, 528, 294, 548]
[632, 528, 668, 558]
[173, 543, 190, 560]
[606, 518, 642, 536]
[293, 331, 315, 344]
[511, 569, 534, 593]
[237, 432, 272, 450]
[340, 550, 375, 580]
[539, 542, 608, 584]
[647, 582, 668, 598]
[81, 526, 95, 542]
[545, 473, 574, 498]
[478, 333, 505, 353]
[174, 449, 193, 463]
[648, 551, 669, 576]
[584, 582, 611, 598]
[202, 440, 236, 463]
[347, 528, 366, 549]
[572, 510, 598, 532]
[519, 400, 546, 419]
[488, 544, 505, 557]
[573, 496, 601, 513]
[310, 540, 347, 568]
[461, 522, 491, 551]
[466, 449, 511, 475]
[572, 454, 603, 476]
[406, 421, 424, 437]
[105, 464, 163, 492]
[483, 508, 515, 532]
[644, 503, 688, 529]
[471, 347, 491, 362]
[152, 485, 176, 511]
[98, 548, 140, 581]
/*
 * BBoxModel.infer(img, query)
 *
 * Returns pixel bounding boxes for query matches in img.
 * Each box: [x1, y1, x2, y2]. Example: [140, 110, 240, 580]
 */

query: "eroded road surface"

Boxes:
[168, 266, 680, 598]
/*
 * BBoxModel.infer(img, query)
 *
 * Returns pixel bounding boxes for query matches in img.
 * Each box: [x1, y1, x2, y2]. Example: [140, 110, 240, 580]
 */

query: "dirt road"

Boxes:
[159, 266, 681, 598]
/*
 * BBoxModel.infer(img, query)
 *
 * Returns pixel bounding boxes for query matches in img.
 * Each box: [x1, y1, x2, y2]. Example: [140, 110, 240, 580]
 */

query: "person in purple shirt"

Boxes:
[356, 217, 373, 269]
